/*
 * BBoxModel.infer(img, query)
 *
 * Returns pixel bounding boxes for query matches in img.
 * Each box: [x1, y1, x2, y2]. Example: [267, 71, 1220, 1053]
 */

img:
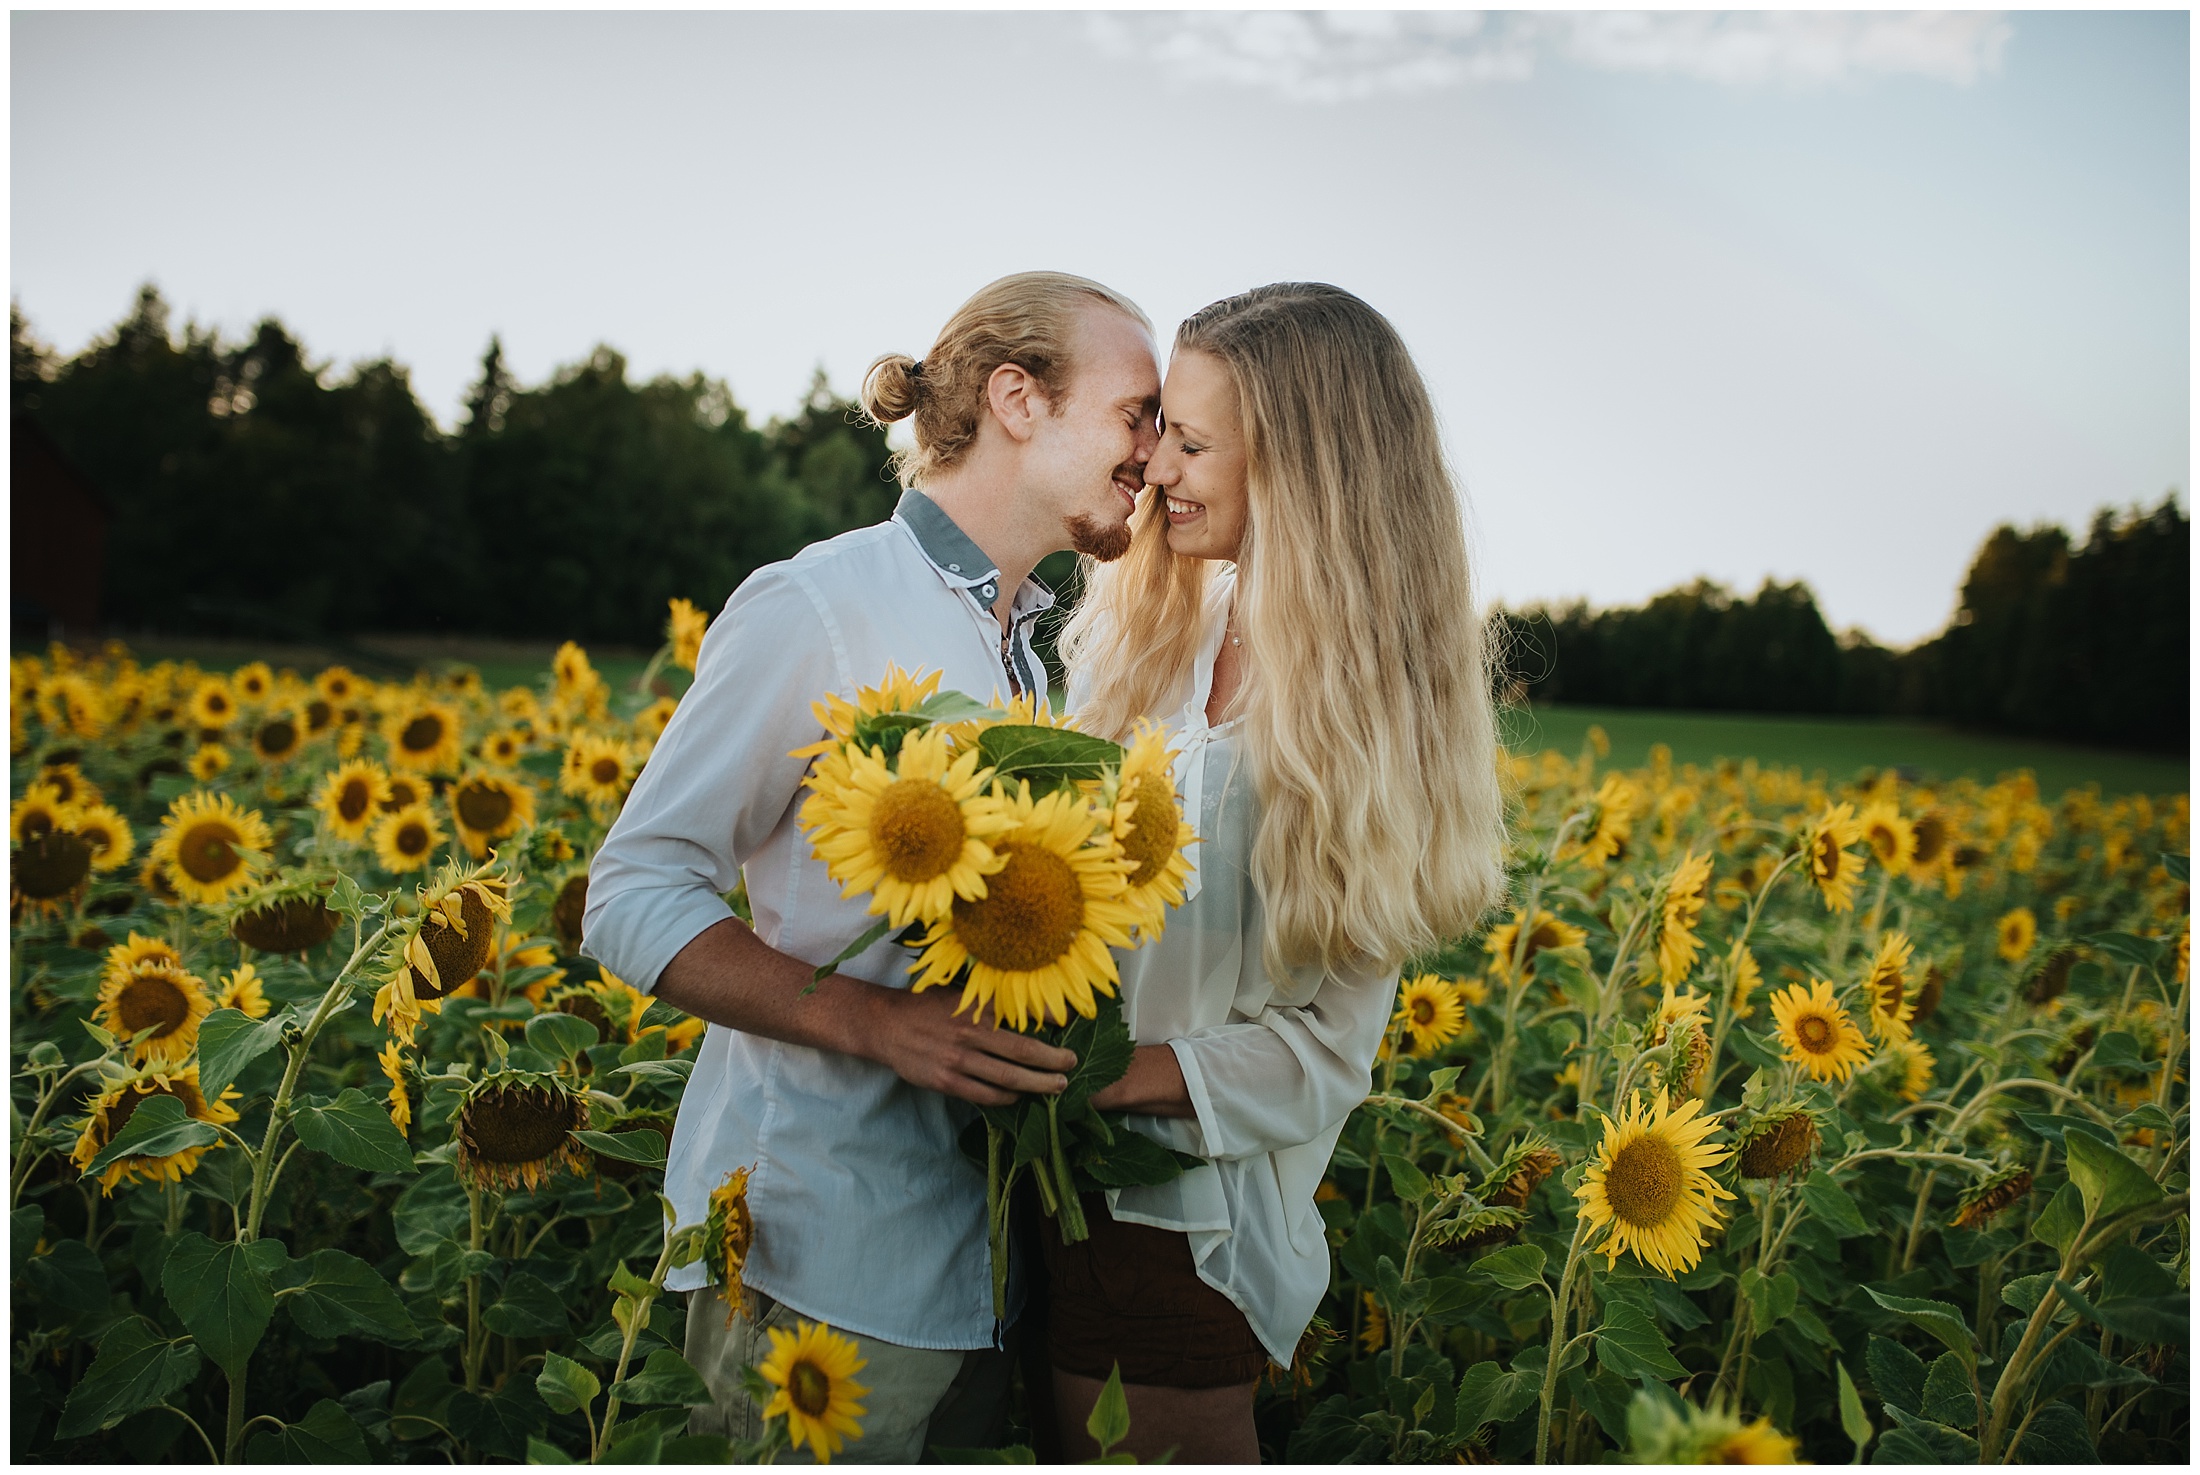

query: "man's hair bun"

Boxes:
[860, 353, 922, 425]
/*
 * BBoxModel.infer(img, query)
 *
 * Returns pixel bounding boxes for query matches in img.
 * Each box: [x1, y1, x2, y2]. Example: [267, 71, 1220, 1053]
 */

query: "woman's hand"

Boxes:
[1089, 1043, 1196, 1118]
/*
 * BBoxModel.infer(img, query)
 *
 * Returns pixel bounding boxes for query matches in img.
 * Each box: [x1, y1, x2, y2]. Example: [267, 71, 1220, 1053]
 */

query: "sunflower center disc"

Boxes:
[1796, 1015, 1834, 1053]
[118, 971, 190, 1037]
[790, 1361, 832, 1418]
[402, 716, 443, 753]
[869, 779, 969, 882]
[1812, 833, 1839, 880]
[1604, 1133, 1686, 1228]
[462, 1085, 578, 1163]
[1410, 997, 1437, 1026]
[590, 758, 621, 785]
[951, 842, 1084, 973]
[411, 887, 499, 999]
[397, 823, 431, 856]
[178, 821, 242, 882]
[260, 720, 297, 755]
[1115, 774, 1180, 887]
[16, 832, 92, 897]
[553, 875, 589, 951]
[457, 783, 514, 832]
[338, 780, 372, 823]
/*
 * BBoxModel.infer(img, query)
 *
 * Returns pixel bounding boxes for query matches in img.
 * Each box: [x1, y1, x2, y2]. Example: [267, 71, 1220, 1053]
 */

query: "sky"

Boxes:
[11, 8, 2189, 646]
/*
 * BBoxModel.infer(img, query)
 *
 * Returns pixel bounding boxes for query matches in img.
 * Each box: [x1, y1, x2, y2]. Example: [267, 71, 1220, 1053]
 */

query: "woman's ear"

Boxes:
[983, 361, 1049, 444]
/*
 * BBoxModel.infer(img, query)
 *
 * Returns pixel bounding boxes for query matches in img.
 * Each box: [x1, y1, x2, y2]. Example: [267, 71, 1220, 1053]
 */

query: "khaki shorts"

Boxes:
[684, 1285, 1013, 1463]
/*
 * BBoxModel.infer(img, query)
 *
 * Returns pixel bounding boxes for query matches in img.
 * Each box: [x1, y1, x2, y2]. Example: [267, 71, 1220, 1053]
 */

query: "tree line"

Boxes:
[12, 289, 2186, 751]
[1497, 496, 2187, 753]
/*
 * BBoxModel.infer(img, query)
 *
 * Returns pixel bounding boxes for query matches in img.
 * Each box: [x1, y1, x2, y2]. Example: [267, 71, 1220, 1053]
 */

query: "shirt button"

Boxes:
[982, 585, 996, 600]
[948, 563, 961, 573]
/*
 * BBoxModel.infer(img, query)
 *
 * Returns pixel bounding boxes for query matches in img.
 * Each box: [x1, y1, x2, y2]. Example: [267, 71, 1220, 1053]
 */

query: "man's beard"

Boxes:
[1064, 511, 1134, 562]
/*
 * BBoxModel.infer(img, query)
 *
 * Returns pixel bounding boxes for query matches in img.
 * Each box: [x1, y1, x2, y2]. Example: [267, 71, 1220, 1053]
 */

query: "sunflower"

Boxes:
[791, 664, 943, 761]
[227, 875, 343, 954]
[633, 696, 679, 746]
[908, 784, 1140, 1032]
[1862, 930, 1917, 1042]
[1996, 906, 2037, 962]
[1892, 1037, 1935, 1103]
[215, 963, 272, 1018]
[1477, 1136, 1564, 1210]
[480, 728, 528, 767]
[499, 686, 541, 723]
[250, 712, 305, 763]
[188, 743, 231, 781]
[803, 726, 1012, 929]
[1734, 1105, 1819, 1180]
[560, 733, 637, 814]
[1859, 802, 1915, 875]
[551, 641, 598, 697]
[1769, 979, 1872, 1083]
[551, 872, 589, 952]
[452, 1070, 589, 1190]
[1574, 1091, 1734, 1275]
[1707, 1418, 1802, 1464]
[384, 700, 465, 773]
[1393, 975, 1467, 1057]
[668, 596, 709, 672]
[69, 804, 135, 872]
[1656, 850, 1713, 985]
[379, 1040, 411, 1135]
[373, 802, 445, 874]
[70, 1063, 240, 1194]
[10, 782, 75, 844]
[37, 761, 101, 809]
[1950, 1165, 2033, 1230]
[705, 1166, 756, 1316]
[1484, 908, 1587, 983]
[448, 771, 536, 859]
[101, 931, 182, 983]
[187, 676, 237, 730]
[2022, 945, 2080, 1007]
[38, 673, 106, 737]
[1357, 1292, 1387, 1354]
[759, 1320, 869, 1463]
[1803, 803, 1867, 912]
[382, 773, 427, 812]
[94, 957, 213, 1065]
[1726, 942, 1762, 1020]
[372, 860, 511, 1045]
[232, 661, 275, 705]
[151, 790, 272, 906]
[1102, 722, 1197, 936]
[138, 856, 183, 908]
[1577, 773, 1640, 867]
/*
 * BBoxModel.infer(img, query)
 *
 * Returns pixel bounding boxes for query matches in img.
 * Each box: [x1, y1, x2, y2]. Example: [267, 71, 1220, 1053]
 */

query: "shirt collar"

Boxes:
[893, 488, 1056, 620]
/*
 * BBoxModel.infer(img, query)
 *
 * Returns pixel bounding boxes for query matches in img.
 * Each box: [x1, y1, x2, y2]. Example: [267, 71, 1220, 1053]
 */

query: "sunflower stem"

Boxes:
[1047, 1097, 1088, 1242]
[464, 1186, 486, 1394]
[11, 1056, 106, 1207]
[1534, 1214, 1591, 1465]
[986, 1123, 1011, 1321]
[596, 1228, 679, 1460]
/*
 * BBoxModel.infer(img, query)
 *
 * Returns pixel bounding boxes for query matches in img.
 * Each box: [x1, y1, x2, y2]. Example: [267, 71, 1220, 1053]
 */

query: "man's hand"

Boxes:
[868, 987, 1078, 1107]
[651, 916, 1076, 1107]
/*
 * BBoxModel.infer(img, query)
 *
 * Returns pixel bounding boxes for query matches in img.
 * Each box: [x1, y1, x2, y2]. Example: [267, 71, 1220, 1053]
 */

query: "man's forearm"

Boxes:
[1089, 1043, 1196, 1118]
[651, 916, 892, 1061]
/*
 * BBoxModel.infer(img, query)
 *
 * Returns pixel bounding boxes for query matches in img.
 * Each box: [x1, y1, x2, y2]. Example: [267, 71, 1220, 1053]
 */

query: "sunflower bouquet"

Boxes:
[795, 666, 1200, 1315]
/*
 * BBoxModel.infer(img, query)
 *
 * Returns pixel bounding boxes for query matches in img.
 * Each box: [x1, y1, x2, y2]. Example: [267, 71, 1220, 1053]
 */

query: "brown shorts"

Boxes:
[1040, 1194, 1270, 1389]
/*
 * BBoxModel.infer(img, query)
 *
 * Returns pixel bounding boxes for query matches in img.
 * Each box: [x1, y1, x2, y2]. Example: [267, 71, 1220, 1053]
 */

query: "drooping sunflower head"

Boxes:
[315, 758, 392, 842]
[1484, 908, 1588, 982]
[1734, 1105, 1820, 1180]
[1996, 906, 2038, 963]
[452, 1070, 590, 1191]
[372, 859, 512, 1044]
[705, 1166, 756, 1313]
[1574, 1091, 1735, 1275]
[1908, 809, 1950, 872]
[1578, 773, 1640, 867]
[1863, 930, 1917, 1042]
[1726, 942, 1763, 1021]
[1656, 850, 1713, 985]
[1911, 961, 1946, 1025]
[448, 771, 537, 858]
[1476, 1135, 1564, 1211]
[384, 699, 465, 773]
[187, 676, 237, 730]
[2022, 945, 2080, 1007]
[560, 733, 638, 814]
[373, 802, 445, 874]
[1950, 1164, 2034, 1230]
[224, 872, 343, 954]
[667, 597, 709, 672]
[551, 872, 589, 952]
[908, 782, 1139, 1032]
[1769, 978, 1873, 1083]
[1105, 722, 1197, 933]
[70, 1062, 241, 1194]
[94, 957, 213, 1064]
[1891, 1037, 1935, 1103]
[151, 790, 272, 906]
[12, 804, 94, 919]
[759, 1320, 869, 1463]
[1393, 975, 1467, 1057]
[1803, 803, 1866, 912]
[803, 726, 1012, 930]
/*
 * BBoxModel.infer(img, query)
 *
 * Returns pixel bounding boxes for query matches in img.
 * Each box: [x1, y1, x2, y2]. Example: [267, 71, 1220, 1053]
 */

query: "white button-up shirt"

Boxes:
[1068, 565, 1400, 1368]
[582, 490, 1054, 1347]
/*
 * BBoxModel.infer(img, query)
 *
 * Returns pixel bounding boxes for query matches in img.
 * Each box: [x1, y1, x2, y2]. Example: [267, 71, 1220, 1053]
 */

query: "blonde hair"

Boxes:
[860, 271, 1151, 487]
[1062, 283, 1507, 981]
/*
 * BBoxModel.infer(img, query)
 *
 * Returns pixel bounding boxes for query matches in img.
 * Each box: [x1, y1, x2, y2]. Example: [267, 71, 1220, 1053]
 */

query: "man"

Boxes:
[582, 271, 1162, 1461]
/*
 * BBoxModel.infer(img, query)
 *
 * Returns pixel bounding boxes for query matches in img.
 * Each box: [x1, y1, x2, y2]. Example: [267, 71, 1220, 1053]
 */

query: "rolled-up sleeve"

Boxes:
[581, 570, 841, 994]
[1161, 963, 1399, 1162]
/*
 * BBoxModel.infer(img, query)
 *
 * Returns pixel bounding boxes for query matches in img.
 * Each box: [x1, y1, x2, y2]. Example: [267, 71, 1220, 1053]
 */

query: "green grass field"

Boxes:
[1509, 704, 2187, 798]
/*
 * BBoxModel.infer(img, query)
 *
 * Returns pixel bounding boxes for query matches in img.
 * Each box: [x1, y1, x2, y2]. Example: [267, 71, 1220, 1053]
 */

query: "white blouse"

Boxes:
[1066, 566, 1400, 1369]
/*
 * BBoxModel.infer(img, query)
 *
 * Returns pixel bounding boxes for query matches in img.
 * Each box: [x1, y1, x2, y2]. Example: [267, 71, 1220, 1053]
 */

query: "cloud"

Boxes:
[1086, 11, 2013, 102]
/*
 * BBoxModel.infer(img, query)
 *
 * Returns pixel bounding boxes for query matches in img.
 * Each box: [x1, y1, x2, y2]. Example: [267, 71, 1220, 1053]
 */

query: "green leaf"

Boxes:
[2015, 1110, 2119, 1149]
[2001, 1273, 2054, 1314]
[574, 1129, 668, 1168]
[527, 1435, 578, 1463]
[1383, 1153, 1433, 1205]
[392, 1168, 470, 1255]
[1878, 1404, 1978, 1462]
[1056, 993, 1138, 1116]
[2031, 1181, 2085, 1252]
[2078, 931, 2164, 971]
[161, 1231, 284, 1378]
[976, 724, 1123, 795]
[608, 1347, 713, 1407]
[913, 689, 999, 726]
[2089, 1031, 2146, 1070]
[277, 1248, 418, 1344]
[1836, 1360, 1873, 1461]
[1739, 1266, 1799, 1328]
[246, 1398, 371, 1463]
[1800, 1171, 1871, 1239]
[2051, 1277, 2188, 1344]
[55, 1320, 202, 1440]
[612, 1058, 693, 1087]
[931, 1444, 1038, 1462]
[197, 1006, 290, 1095]
[10, 1204, 42, 1281]
[450, 1378, 552, 1461]
[1728, 1027, 1786, 1071]
[599, 1419, 663, 1465]
[24, 1237, 108, 1316]
[1919, 1353, 1974, 1429]
[1865, 1336, 1926, 1416]
[1086, 1363, 1131, 1455]
[1594, 1297, 1687, 1381]
[84, 1094, 220, 1176]
[2016, 1401, 2097, 1463]
[292, 1088, 416, 1175]
[525, 1011, 602, 1062]
[1454, 1358, 1537, 1433]
[485, 1271, 570, 1338]
[1864, 1287, 1975, 1372]
[2164, 851, 2190, 881]
[1470, 1243, 1547, 1290]
[1075, 1122, 1197, 1189]
[608, 1259, 658, 1302]
[810, 917, 895, 985]
[536, 1352, 601, 1417]
[2062, 1130, 2164, 1222]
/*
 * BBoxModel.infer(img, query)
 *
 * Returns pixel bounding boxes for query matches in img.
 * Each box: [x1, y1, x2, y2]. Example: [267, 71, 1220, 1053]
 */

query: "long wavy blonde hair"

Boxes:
[1062, 283, 1506, 982]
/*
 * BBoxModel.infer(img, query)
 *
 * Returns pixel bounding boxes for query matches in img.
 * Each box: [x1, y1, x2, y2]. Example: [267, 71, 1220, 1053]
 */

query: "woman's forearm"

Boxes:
[1089, 1044, 1197, 1117]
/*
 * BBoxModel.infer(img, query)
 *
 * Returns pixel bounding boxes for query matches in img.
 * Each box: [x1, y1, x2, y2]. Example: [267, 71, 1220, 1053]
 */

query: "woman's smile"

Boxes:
[1163, 493, 1205, 525]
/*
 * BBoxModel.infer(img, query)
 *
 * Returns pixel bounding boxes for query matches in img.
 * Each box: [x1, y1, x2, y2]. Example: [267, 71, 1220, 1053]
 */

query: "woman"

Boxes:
[1054, 283, 1507, 1460]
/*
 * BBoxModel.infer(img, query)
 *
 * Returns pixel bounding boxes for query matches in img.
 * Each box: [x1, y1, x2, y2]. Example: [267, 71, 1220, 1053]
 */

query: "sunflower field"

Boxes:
[9, 614, 2191, 1464]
